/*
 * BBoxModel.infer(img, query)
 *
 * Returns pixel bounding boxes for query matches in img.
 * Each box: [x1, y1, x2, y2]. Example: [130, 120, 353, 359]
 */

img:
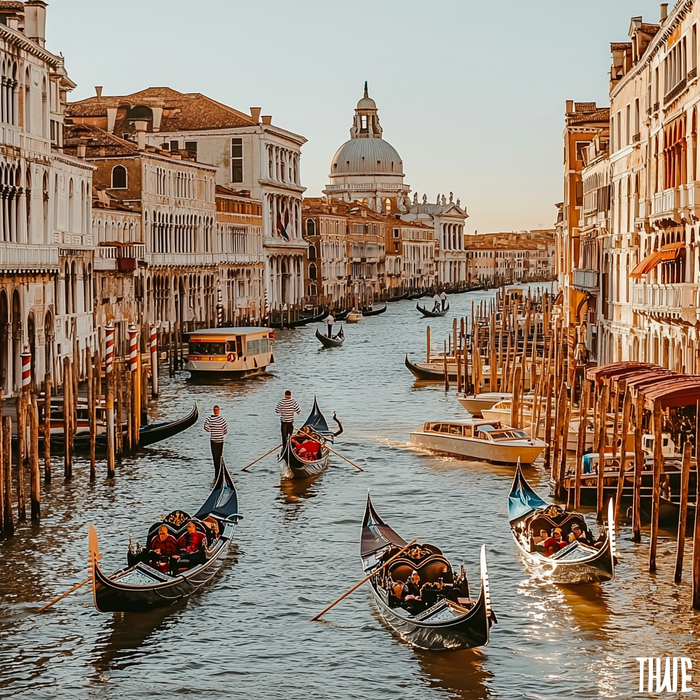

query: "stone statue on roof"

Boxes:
[436, 193, 440, 204]
[422, 194, 427, 204]
[413, 192, 418, 204]
[457, 198, 461, 207]
[449, 191, 453, 203]
[397, 194, 407, 214]
[441, 194, 446, 205]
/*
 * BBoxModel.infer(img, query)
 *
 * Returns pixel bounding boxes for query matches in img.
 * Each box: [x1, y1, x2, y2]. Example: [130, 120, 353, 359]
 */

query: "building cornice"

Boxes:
[0, 24, 59, 65]
[611, 0, 694, 101]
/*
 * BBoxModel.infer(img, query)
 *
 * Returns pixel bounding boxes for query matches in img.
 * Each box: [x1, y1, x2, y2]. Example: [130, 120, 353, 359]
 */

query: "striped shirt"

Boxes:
[275, 397, 301, 423]
[204, 414, 228, 442]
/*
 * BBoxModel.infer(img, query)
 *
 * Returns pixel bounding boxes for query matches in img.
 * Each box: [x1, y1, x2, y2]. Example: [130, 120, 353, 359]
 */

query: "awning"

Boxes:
[585, 362, 660, 385]
[659, 241, 685, 261]
[630, 251, 662, 278]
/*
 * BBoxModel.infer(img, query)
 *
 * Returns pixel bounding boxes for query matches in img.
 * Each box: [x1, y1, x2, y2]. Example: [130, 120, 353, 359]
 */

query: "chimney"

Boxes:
[134, 120, 147, 151]
[660, 3, 668, 22]
[565, 99, 574, 114]
[24, 0, 47, 47]
[261, 115, 272, 125]
[250, 107, 261, 124]
[77, 143, 86, 158]
[95, 86, 103, 100]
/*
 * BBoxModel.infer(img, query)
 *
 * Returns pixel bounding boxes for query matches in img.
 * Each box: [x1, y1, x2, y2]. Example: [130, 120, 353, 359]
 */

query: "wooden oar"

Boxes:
[302, 432, 364, 472]
[311, 539, 417, 621]
[38, 577, 91, 613]
[241, 444, 282, 472]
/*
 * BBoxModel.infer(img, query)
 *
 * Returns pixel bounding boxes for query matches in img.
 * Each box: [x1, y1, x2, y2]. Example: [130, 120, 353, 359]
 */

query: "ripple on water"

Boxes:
[1, 287, 699, 699]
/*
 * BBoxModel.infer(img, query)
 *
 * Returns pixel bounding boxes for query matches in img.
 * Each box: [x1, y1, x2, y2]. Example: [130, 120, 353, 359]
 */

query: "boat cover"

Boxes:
[508, 463, 548, 524]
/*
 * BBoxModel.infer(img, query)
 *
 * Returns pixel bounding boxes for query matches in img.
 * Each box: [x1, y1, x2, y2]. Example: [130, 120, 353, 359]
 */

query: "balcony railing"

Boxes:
[665, 76, 688, 105]
[651, 187, 681, 218]
[0, 243, 59, 269]
[632, 283, 696, 309]
[572, 269, 599, 290]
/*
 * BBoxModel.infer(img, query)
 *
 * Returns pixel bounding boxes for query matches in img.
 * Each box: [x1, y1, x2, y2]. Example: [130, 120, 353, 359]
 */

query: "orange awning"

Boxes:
[659, 241, 685, 261]
[630, 251, 662, 278]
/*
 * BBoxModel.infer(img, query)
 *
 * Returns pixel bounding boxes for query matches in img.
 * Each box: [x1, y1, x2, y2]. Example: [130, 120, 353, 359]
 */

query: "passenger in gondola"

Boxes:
[178, 521, 207, 560]
[149, 525, 180, 572]
[543, 528, 568, 556]
[402, 571, 426, 614]
[388, 579, 406, 608]
[203, 517, 220, 542]
[568, 523, 594, 546]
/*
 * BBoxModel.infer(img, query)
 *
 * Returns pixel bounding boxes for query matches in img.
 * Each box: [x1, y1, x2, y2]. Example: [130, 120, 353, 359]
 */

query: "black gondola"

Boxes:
[268, 308, 327, 329]
[335, 309, 350, 321]
[46, 402, 198, 452]
[360, 493, 495, 651]
[316, 326, 345, 348]
[280, 398, 341, 479]
[361, 303, 387, 317]
[508, 463, 616, 584]
[404, 355, 459, 382]
[417, 302, 450, 317]
[387, 291, 409, 302]
[88, 459, 241, 613]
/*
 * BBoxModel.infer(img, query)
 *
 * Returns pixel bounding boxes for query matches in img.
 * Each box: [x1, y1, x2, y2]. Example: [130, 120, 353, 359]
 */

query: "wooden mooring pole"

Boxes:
[675, 440, 692, 583]
[29, 395, 40, 521]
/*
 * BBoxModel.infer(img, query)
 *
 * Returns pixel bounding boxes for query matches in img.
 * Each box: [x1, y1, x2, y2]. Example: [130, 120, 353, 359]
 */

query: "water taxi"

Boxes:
[457, 392, 511, 416]
[410, 418, 546, 465]
[185, 327, 274, 378]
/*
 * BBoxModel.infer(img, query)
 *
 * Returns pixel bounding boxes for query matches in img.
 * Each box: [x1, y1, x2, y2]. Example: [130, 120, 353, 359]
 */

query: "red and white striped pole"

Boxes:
[21, 346, 31, 393]
[129, 324, 138, 373]
[105, 323, 115, 375]
[150, 323, 159, 397]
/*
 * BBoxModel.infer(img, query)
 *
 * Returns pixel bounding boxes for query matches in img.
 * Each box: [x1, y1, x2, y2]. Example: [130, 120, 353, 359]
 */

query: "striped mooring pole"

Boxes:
[105, 323, 115, 375]
[129, 324, 138, 373]
[21, 345, 31, 392]
[150, 323, 159, 397]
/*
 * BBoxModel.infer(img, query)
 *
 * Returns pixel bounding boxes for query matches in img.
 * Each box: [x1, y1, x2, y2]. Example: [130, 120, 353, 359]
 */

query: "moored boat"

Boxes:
[457, 392, 511, 416]
[346, 310, 363, 323]
[316, 326, 345, 348]
[362, 303, 387, 317]
[88, 459, 241, 613]
[417, 302, 449, 318]
[410, 418, 546, 465]
[360, 493, 495, 650]
[508, 463, 616, 584]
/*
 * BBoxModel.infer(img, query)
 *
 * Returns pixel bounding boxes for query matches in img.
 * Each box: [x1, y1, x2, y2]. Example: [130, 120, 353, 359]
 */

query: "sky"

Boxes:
[48, 0, 664, 234]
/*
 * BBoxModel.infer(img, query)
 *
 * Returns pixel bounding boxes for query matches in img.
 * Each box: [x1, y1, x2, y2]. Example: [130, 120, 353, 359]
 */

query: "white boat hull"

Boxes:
[410, 431, 545, 465]
[457, 393, 511, 416]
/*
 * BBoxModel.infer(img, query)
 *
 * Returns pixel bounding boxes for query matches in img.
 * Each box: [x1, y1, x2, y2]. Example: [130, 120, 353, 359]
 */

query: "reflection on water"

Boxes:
[1, 287, 699, 699]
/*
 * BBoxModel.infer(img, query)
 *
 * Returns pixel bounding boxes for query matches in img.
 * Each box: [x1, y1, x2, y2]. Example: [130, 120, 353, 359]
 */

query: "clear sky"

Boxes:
[49, 0, 663, 234]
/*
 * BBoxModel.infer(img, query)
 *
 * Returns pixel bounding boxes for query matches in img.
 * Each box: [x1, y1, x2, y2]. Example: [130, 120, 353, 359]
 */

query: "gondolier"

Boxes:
[324, 312, 335, 338]
[432, 292, 441, 312]
[440, 291, 447, 310]
[276, 390, 301, 444]
[204, 405, 228, 474]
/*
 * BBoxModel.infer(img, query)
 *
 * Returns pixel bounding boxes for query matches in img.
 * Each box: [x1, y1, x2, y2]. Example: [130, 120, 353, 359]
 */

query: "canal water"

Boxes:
[1, 289, 699, 700]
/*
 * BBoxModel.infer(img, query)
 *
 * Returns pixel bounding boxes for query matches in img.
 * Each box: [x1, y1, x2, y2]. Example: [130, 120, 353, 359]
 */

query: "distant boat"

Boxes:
[457, 392, 511, 416]
[362, 303, 387, 317]
[347, 310, 363, 323]
[316, 326, 345, 348]
[417, 302, 449, 317]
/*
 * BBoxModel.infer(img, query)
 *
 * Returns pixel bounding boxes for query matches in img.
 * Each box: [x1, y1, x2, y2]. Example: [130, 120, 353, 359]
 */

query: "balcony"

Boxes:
[0, 243, 59, 270]
[631, 282, 697, 311]
[650, 187, 681, 223]
[572, 269, 599, 291]
[95, 244, 146, 271]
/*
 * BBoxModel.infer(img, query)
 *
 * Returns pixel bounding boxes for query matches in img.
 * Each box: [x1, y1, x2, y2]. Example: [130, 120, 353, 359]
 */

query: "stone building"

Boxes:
[385, 219, 436, 292]
[66, 87, 308, 311]
[0, 0, 94, 393]
[466, 230, 555, 287]
[215, 186, 265, 324]
[63, 122, 219, 333]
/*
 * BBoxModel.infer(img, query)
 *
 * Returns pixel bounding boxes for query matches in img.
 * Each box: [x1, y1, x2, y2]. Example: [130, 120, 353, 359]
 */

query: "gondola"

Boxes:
[268, 308, 327, 329]
[508, 463, 615, 584]
[68, 402, 199, 452]
[360, 493, 495, 651]
[417, 302, 449, 318]
[362, 303, 387, 317]
[405, 354, 459, 382]
[316, 326, 345, 348]
[387, 291, 409, 302]
[88, 459, 241, 613]
[335, 309, 350, 321]
[279, 398, 342, 479]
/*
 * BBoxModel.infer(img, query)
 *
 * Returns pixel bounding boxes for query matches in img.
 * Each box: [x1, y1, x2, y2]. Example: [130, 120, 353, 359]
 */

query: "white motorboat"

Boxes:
[346, 310, 363, 323]
[482, 399, 534, 423]
[410, 418, 546, 466]
[457, 392, 511, 416]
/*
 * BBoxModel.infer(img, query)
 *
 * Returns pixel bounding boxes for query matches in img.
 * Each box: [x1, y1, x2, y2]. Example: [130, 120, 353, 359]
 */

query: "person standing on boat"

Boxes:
[324, 312, 335, 338]
[441, 291, 447, 310]
[276, 390, 301, 445]
[432, 292, 441, 312]
[204, 405, 228, 475]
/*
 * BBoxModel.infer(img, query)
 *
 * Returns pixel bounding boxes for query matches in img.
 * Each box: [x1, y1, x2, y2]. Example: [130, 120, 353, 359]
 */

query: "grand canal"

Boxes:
[1, 289, 699, 699]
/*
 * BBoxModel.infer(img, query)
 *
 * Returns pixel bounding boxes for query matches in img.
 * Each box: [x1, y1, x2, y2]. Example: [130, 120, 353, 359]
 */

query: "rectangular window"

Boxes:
[231, 138, 243, 183]
[393, 228, 400, 238]
[170, 140, 179, 151]
[626, 104, 631, 145]
[185, 141, 197, 156]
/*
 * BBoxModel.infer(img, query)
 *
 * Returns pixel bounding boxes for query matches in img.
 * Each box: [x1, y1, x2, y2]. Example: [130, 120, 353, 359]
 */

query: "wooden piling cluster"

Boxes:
[0, 323, 167, 539]
[426, 284, 700, 610]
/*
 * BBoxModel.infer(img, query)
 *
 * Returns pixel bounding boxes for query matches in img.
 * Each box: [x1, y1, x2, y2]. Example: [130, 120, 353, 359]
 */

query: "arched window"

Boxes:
[309, 263, 317, 280]
[305, 218, 316, 237]
[308, 282, 317, 297]
[308, 242, 316, 261]
[111, 165, 127, 189]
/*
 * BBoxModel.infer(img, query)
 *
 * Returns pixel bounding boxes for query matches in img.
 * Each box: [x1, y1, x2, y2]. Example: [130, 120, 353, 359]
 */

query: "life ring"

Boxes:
[227, 352, 236, 363]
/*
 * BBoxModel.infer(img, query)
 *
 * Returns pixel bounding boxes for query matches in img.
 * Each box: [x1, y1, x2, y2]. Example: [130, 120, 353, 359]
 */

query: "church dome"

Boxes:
[330, 138, 404, 176]
[356, 94, 377, 110]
